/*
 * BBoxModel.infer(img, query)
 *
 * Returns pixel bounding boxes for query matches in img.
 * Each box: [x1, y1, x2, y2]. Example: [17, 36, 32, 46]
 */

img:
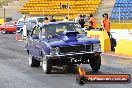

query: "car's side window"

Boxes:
[31, 19, 37, 24]
[34, 26, 40, 36]
[30, 26, 40, 39]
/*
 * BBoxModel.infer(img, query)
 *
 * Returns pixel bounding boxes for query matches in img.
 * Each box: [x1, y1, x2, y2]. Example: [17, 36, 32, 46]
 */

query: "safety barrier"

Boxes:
[85, 23, 132, 29]
[110, 23, 132, 29]
[16, 32, 21, 41]
[115, 39, 132, 56]
[86, 30, 111, 52]
[0, 19, 4, 25]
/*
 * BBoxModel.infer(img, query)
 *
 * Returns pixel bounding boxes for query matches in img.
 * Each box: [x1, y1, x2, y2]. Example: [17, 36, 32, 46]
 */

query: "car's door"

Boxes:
[27, 28, 39, 57]
[29, 26, 42, 58]
[31, 39, 40, 58]
[6, 22, 16, 32]
[35, 39, 44, 58]
[27, 36, 36, 56]
[33, 27, 46, 59]
[1, 23, 6, 29]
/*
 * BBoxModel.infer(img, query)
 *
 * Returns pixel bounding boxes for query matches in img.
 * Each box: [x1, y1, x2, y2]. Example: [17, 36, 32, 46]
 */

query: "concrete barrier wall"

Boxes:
[87, 30, 111, 52]
[85, 24, 132, 29]
[115, 39, 132, 56]
[0, 19, 4, 24]
[110, 24, 132, 29]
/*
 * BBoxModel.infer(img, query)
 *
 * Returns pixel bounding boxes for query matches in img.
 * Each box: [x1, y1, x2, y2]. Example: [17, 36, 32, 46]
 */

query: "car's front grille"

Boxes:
[59, 44, 92, 54]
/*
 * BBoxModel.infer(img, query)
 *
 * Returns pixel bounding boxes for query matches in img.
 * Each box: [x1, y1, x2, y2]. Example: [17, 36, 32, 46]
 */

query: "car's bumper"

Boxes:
[46, 51, 102, 58]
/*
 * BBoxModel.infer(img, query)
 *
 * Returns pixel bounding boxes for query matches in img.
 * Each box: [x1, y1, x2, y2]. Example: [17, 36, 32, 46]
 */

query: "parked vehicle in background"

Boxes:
[16, 17, 45, 33]
[16, 18, 32, 33]
[31, 17, 45, 24]
[26, 21, 102, 74]
[0, 21, 17, 34]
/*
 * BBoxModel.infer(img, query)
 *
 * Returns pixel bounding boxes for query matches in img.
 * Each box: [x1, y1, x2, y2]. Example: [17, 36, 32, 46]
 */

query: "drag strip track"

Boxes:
[0, 33, 131, 88]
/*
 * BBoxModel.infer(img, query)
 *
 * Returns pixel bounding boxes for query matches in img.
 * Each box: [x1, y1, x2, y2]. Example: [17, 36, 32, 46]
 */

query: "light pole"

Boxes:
[4, 7, 5, 22]
[119, 7, 120, 23]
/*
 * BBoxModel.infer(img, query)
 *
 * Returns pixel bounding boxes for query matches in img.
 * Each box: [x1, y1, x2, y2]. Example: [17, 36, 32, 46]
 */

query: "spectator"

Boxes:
[60, 3, 62, 8]
[17, 15, 26, 24]
[43, 17, 50, 24]
[83, 14, 88, 22]
[50, 15, 56, 22]
[101, 13, 110, 37]
[17, 15, 27, 40]
[60, 3, 68, 9]
[86, 14, 96, 30]
[63, 16, 69, 22]
[62, 4, 68, 9]
[75, 14, 80, 23]
[78, 15, 85, 28]
[104, 13, 109, 19]
[104, 13, 111, 29]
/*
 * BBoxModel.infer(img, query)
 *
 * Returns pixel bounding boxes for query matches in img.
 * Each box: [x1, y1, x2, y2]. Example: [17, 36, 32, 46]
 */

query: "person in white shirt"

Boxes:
[63, 17, 69, 22]
[75, 14, 80, 23]
[17, 15, 26, 24]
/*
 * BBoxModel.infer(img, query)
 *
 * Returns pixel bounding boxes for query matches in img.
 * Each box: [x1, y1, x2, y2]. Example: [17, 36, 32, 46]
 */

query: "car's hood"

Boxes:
[15, 24, 23, 26]
[47, 37, 100, 47]
[15, 24, 23, 28]
[43, 31, 100, 47]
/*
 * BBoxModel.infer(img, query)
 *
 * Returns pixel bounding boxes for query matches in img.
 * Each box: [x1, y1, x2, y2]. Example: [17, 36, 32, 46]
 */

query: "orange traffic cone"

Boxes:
[16, 32, 21, 41]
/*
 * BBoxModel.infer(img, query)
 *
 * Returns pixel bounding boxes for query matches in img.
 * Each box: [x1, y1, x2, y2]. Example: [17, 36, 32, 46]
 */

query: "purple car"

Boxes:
[26, 21, 102, 74]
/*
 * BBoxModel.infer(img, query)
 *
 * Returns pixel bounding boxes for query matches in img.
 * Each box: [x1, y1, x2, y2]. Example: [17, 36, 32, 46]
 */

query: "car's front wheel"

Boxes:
[2, 29, 7, 34]
[89, 55, 101, 72]
[28, 53, 40, 67]
[42, 56, 52, 74]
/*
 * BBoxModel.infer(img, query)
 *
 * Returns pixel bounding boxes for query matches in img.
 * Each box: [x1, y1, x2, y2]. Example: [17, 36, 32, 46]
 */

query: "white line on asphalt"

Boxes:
[102, 53, 132, 59]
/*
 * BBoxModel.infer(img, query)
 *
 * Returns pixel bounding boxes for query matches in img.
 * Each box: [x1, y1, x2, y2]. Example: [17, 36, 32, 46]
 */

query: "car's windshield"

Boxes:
[17, 18, 31, 25]
[41, 23, 81, 36]
[29, 19, 37, 24]
[6, 22, 15, 25]
[37, 18, 45, 23]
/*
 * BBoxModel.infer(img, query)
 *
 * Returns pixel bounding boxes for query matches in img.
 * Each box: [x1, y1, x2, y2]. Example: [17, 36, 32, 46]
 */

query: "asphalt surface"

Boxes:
[0, 33, 132, 88]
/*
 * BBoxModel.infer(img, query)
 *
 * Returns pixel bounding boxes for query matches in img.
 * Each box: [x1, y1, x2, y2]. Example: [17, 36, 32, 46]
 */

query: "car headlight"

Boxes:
[93, 43, 101, 52]
[50, 47, 59, 55]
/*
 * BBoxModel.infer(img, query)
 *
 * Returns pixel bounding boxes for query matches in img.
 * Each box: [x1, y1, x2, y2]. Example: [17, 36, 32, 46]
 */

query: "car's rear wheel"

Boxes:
[2, 29, 7, 34]
[42, 56, 52, 74]
[89, 55, 101, 72]
[28, 53, 40, 67]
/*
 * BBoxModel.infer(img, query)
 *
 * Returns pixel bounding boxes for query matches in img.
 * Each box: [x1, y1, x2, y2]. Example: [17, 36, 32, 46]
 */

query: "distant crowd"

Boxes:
[49, 13, 110, 37]
[19, 13, 110, 37]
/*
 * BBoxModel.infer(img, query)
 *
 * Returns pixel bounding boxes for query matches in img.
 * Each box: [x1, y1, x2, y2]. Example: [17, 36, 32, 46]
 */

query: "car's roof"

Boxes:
[6, 21, 15, 24]
[31, 17, 45, 19]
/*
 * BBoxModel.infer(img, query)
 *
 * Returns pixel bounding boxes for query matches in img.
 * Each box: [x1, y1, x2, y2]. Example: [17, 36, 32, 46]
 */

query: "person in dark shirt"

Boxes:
[78, 15, 85, 28]
[86, 14, 97, 30]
